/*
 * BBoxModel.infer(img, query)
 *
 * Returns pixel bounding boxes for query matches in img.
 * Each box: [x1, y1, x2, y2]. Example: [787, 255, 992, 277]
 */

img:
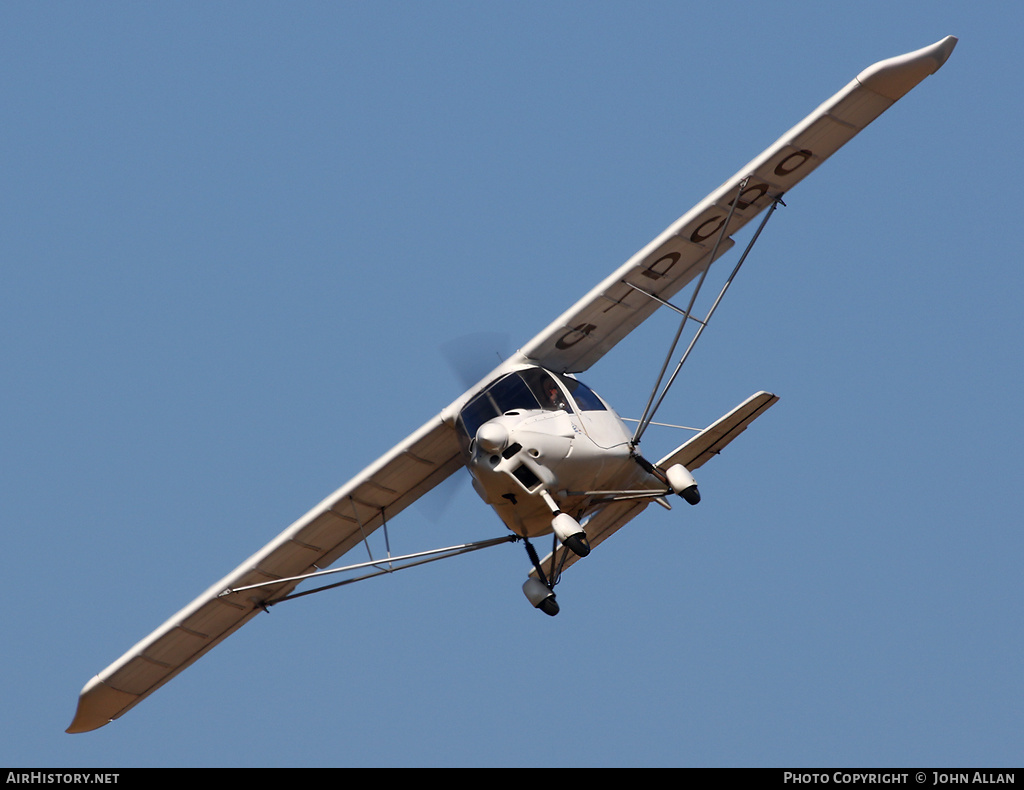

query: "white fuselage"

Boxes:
[455, 366, 658, 539]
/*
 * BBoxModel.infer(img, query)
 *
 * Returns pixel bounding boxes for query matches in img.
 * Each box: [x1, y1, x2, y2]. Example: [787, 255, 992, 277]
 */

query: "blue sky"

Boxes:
[3, 1, 1021, 768]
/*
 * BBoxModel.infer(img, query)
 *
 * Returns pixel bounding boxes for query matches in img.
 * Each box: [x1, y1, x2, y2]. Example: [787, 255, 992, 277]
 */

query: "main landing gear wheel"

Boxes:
[666, 463, 701, 506]
[520, 535, 563, 616]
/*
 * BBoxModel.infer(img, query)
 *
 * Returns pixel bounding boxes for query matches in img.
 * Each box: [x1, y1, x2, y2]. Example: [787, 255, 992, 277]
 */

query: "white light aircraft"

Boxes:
[68, 36, 956, 733]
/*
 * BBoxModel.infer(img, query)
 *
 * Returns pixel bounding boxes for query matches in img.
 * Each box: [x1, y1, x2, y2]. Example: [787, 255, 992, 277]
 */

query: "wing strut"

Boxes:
[219, 535, 517, 605]
[631, 191, 785, 446]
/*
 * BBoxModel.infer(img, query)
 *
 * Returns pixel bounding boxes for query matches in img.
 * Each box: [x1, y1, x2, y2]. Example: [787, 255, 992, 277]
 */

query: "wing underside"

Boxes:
[516, 36, 957, 375]
[68, 415, 463, 733]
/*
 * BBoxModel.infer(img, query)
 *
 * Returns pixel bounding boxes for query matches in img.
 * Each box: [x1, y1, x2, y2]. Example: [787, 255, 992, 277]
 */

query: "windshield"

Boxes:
[458, 369, 606, 438]
[458, 369, 551, 438]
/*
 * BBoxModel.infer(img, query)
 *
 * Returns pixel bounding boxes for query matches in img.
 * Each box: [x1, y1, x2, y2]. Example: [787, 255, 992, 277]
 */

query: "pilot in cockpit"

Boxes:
[543, 380, 567, 411]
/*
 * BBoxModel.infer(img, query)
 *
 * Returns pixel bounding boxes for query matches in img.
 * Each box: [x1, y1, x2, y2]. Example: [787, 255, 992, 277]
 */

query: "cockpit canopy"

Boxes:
[458, 367, 606, 439]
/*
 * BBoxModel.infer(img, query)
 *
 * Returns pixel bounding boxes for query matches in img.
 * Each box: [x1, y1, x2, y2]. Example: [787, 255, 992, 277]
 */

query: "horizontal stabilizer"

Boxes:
[656, 391, 778, 472]
[530, 391, 778, 580]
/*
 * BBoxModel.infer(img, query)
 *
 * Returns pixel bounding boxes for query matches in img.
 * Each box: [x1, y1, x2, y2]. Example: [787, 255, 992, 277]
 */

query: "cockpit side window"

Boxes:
[519, 367, 566, 411]
[557, 374, 607, 411]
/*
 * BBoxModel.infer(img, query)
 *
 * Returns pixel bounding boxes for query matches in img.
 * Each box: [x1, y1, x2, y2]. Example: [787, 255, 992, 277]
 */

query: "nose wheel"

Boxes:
[551, 513, 590, 558]
[540, 489, 590, 558]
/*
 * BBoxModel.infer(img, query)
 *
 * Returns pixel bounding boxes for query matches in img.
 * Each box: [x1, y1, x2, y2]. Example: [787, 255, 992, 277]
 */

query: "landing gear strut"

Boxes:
[521, 535, 560, 616]
[520, 490, 595, 615]
[522, 577, 559, 616]
[540, 489, 590, 558]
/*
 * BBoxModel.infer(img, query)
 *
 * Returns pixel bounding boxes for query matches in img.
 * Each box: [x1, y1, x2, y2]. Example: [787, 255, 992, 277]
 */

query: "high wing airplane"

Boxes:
[67, 36, 957, 733]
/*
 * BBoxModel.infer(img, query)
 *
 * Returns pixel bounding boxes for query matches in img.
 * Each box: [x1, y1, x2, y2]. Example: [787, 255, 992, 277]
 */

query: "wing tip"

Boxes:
[66, 675, 136, 734]
[856, 35, 958, 101]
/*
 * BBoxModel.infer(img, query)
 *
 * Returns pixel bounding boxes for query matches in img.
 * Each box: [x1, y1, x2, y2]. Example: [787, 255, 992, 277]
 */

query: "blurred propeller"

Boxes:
[440, 331, 510, 388]
[416, 333, 510, 525]
[414, 467, 471, 525]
